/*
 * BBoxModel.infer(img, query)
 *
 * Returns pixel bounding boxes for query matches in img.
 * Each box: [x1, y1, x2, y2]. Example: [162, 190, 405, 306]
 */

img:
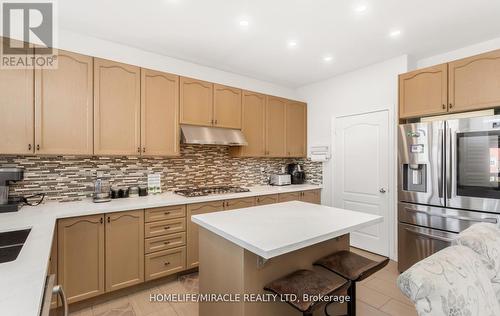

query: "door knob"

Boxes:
[379, 188, 386, 193]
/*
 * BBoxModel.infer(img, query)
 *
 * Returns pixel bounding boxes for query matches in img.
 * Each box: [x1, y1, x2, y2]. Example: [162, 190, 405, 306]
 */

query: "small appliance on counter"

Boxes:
[287, 163, 306, 184]
[93, 177, 111, 203]
[0, 168, 25, 213]
[270, 174, 291, 186]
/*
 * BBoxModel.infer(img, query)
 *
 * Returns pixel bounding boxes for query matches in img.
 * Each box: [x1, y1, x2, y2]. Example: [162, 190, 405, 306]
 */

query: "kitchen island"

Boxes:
[192, 201, 382, 316]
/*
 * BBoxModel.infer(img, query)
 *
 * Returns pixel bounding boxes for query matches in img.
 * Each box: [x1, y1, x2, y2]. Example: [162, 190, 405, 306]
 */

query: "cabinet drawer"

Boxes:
[145, 232, 186, 254]
[145, 218, 186, 238]
[145, 205, 186, 223]
[255, 194, 279, 205]
[145, 246, 186, 281]
[278, 192, 300, 202]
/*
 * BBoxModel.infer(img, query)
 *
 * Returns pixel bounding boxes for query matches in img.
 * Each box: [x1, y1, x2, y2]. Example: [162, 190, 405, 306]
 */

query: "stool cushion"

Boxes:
[314, 250, 389, 281]
[263, 269, 350, 313]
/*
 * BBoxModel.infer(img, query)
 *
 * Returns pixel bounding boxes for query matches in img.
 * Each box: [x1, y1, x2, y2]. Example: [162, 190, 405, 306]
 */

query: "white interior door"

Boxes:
[333, 110, 389, 256]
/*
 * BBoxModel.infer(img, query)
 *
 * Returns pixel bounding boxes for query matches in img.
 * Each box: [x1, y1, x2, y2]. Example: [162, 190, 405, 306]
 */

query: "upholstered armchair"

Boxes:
[397, 245, 500, 316]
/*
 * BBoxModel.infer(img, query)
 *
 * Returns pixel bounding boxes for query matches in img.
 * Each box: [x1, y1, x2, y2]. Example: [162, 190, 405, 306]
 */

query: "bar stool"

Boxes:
[314, 250, 389, 316]
[264, 269, 351, 316]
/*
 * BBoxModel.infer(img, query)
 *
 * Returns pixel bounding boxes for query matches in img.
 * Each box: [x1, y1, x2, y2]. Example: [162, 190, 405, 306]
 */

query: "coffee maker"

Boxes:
[287, 163, 306, 184]
[0, 168, 24, 213]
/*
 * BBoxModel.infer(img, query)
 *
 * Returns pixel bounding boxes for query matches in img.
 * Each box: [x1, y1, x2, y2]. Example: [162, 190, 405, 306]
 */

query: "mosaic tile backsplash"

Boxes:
[0, 145, 322, 202]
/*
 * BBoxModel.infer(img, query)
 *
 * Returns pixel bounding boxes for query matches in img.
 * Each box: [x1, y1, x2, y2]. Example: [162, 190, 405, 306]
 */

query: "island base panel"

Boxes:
[198, 228, 349, 316]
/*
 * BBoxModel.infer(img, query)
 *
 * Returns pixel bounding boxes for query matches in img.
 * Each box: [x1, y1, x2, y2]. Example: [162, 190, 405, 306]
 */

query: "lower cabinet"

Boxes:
[278, 192, 301, 202]
[145, 247, 186, 281]
[105, 210, 144, 292]
[256, 194, 279, 205]
[49, 229, 58, 309]
[187, 201, 224, 268]
[224, 197, 255, 210]
[301, 190, 321, 204]
[58, 214, 105, 304]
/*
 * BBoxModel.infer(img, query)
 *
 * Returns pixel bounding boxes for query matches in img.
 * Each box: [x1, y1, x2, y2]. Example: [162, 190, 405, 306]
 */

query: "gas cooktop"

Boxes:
[174, 186, 250, 197]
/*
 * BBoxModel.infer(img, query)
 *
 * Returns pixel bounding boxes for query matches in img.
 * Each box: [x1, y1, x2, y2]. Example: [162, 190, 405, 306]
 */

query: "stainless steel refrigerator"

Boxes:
[398, 115, 500, 271]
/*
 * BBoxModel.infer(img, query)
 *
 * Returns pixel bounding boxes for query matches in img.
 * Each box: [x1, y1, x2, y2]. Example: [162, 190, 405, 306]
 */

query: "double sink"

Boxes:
[0, 229, 30, 263]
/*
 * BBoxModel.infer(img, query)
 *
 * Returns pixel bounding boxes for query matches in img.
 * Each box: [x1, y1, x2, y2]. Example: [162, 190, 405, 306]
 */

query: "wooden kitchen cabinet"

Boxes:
[141, 69, 179, 156]
[256, 194, 279, 205]
[399, 64, 448, 118]
[278, 192, 301, 202]
[180, 77, 213, 126]
[224, 197, 255, 210]
[301, 190, 321, 204]
[105, 210, 144, 292]
[187, 201, 224, 268]
[286, 101, 307, 157]
[94, 58, 141, 155]
[266, 96, 287, 157]
[213, 84, 242, 129]
[449, 49, 500, 113]
[35, 50, 93, 155]
[0, 38, 34, 155]
[58, 214, 105, 303]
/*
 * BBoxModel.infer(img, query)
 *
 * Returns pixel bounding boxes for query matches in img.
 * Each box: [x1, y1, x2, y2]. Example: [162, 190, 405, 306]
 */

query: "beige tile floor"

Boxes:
[67, 248, 417, 316]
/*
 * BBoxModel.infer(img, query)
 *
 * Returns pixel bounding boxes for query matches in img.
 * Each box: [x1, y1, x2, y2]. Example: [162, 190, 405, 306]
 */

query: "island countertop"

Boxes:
[191, 200, 383, 259]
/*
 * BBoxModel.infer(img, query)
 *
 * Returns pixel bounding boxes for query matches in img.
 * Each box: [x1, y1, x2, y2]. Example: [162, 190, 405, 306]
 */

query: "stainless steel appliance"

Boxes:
[174, 186, 250, 197]
[398, 115, 500, 271]
[0, 168, 24, 213]
[40, 274, 68, 316]
[180, 125, 248, 146]
[270, 174, 291, 186]
[287, 163, 306, 184]
[93, 177, 111, 203]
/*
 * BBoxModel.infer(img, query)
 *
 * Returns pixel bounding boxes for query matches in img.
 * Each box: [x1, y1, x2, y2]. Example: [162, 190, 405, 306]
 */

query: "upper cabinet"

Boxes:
[286, 101, 307, 157]
[449, 50, 500, 113]
[94, 58, 141, 155]
[0, 38, 34, 155]
[35, 50, 93, 155]
[180, 77, 213, 127]
[141, 69, 180, 156]
[399, 64, 448, 119]
[213, 84, 242, 129]
[266, 96, 287, 157]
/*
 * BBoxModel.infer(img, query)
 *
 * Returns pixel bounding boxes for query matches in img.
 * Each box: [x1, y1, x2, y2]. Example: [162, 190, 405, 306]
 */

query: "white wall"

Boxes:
[417, 36, 500, 68]
[297, 55, 409, 260]
[56, 29, 299, 100]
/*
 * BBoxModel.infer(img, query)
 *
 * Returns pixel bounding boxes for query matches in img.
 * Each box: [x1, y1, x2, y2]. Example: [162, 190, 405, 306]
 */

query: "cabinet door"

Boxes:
[399, 64, 448, 118]
[94, 58, 141, 155]
[105, 210, 144, 292]
[213, 84, 242, 129]
[286, 101, 307, 157]
[49, 229, 58, 309]
[145, 246, 186, 281]
[0, 38, 34, 155]
[180, 77, 213, 126]
[141, 69, 179, 156]
[256, 194, 279, 205]
[35, 50, 93, 155]
[278, 192, 300, 202]
[224, 197, 255, 210]
[187, 201, 224, 268]
[237, 91, 266, 157]
[266, 96, 287, 157]
[58, 214, 105, 303]
[449, 50, 500, 112]
[301, 190, 321, 204]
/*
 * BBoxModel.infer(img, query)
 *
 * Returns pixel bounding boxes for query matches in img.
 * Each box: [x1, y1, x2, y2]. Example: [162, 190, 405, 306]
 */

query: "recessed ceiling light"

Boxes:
[239, 20, 249, 27]
[354, 4, 367, 13]
[389, 29, 402, 38]
[323, 55, 333, 62]
[288, 41, 298, 48]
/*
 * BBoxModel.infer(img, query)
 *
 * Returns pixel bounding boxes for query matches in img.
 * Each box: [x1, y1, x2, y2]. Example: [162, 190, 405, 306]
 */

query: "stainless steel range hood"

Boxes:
[180, 125, 248, 146]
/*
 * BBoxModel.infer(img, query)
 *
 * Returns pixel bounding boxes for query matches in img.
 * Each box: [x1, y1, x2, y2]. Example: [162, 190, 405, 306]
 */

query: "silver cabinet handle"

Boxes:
[405, 227, 454, 243]
[52, 284, 68, 316]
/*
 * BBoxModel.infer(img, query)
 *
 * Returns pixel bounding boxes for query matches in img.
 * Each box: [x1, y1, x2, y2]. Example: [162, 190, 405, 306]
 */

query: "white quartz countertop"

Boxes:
[192, 201, 382, 259]
[0, 184, 320, 316]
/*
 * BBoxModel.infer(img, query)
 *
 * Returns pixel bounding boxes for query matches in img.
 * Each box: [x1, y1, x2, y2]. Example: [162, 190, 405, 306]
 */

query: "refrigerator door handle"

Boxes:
[437, 128, 444, 199]
[404, 227, 455, 243]
[446, 127, 452, 199]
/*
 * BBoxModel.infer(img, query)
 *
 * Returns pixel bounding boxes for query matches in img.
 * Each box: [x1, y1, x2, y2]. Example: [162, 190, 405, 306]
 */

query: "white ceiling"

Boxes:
[59, 0, 500, 88]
